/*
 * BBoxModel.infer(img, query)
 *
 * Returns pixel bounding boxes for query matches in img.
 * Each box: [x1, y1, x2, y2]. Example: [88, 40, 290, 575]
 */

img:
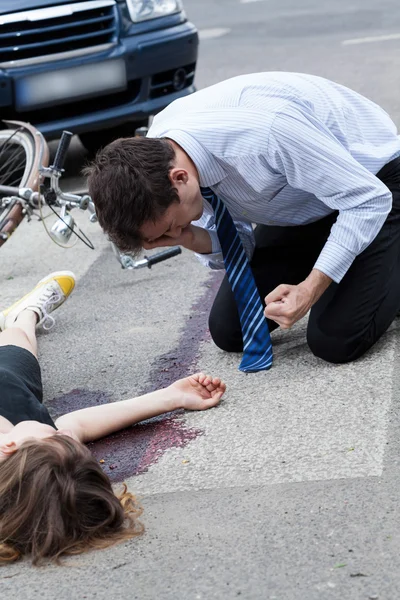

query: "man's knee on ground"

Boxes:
[306, 328, 358, 364]
[208, 313, 243, 353]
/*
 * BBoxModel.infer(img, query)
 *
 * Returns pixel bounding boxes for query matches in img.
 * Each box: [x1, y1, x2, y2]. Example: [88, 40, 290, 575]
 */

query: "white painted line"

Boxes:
[342, 32, 400, 46]
[198, 28, 231, 40]
[240, 0, 267, 3]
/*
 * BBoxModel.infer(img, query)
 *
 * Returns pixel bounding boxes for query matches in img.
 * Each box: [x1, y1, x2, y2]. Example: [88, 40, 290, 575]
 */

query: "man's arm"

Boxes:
[142, 206, 255, 270]
[190, 204, 255, 269]
[263, 108, 392, 327]
[267, 107, 392, 284]
[142, 224, 213, 254]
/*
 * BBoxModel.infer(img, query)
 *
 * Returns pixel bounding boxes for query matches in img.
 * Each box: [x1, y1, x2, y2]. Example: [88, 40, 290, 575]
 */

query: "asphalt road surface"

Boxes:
[2, 1, 400, 598]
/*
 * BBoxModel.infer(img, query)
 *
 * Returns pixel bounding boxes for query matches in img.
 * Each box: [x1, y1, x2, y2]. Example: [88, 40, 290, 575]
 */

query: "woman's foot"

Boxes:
[0, 271, 76, 331]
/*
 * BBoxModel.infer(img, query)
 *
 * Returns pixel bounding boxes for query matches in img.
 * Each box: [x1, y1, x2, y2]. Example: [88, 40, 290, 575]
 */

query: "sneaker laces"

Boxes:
[38, 287, 62, 330]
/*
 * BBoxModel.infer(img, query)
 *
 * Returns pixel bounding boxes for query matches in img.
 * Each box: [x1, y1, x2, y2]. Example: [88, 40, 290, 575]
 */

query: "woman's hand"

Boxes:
[169, 373, 226, 411]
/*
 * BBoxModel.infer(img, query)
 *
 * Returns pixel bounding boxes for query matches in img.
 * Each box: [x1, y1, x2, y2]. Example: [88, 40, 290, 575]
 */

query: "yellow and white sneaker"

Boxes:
[0, 271, 76, 331]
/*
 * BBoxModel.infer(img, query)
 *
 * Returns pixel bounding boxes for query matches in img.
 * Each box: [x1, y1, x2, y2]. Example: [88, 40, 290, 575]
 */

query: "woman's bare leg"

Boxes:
[0, 271, 76, 359]
[0, 310, 38, 357]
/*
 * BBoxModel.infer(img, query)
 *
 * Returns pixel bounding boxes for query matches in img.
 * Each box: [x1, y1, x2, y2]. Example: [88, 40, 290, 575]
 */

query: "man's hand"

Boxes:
[264, 269, 332, 329]
[168, 373, 226, 411]
[143, 224, 212, 254]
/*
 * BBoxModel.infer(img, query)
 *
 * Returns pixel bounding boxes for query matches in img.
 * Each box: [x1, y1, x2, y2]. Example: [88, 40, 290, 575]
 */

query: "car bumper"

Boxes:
[0, 21, 198, 139]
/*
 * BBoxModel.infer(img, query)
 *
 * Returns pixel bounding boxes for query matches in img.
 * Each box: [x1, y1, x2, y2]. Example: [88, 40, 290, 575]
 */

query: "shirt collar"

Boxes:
[161, 129, 227, 187]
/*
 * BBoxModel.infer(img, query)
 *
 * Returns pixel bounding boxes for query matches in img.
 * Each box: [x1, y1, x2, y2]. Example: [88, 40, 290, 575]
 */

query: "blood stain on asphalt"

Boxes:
[47, 272, 223, 482]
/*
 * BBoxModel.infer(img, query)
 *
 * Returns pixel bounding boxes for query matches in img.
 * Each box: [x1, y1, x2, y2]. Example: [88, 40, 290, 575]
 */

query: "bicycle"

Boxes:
[0, 120, 181, 270]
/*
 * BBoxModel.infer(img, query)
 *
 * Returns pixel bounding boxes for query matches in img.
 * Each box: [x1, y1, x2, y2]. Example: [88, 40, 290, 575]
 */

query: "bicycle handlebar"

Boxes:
[51, 130, 73, 171]
[145, 246, 182, 267]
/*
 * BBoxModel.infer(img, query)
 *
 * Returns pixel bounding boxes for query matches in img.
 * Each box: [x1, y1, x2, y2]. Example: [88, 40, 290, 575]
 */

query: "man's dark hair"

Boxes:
[83, 137, 179, 254]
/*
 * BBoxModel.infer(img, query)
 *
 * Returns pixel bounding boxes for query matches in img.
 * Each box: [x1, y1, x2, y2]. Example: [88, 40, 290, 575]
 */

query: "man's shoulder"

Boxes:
[149, 79, 245, 129]
[149, 72, 322, 132]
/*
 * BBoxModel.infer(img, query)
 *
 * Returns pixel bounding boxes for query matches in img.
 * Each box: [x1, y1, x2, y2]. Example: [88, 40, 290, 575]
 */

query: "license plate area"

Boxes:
[15, 59, 127, 111]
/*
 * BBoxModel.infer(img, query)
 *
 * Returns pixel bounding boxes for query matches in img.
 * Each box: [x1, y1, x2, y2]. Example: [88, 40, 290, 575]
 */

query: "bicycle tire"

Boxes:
[0, 121, 49, 247]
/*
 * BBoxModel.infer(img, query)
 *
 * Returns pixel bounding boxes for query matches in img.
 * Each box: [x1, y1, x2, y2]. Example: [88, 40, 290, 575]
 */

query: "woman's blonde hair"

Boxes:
[0, 435, 143, 565]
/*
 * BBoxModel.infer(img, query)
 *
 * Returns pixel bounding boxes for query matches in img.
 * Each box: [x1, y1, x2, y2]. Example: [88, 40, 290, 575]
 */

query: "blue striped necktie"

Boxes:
[201, 187, 273, 372]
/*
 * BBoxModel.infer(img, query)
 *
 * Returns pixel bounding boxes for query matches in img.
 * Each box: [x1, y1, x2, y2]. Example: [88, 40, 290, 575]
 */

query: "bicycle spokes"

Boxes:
[0, 131, 28, 189]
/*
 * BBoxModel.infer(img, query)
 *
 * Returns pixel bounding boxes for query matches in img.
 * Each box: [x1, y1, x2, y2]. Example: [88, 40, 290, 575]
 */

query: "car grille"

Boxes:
[0, 0, 118, 66]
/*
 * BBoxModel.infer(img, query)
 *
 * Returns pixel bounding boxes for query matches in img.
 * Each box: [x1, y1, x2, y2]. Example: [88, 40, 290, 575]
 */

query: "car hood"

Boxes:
[0, 0, 101, 17]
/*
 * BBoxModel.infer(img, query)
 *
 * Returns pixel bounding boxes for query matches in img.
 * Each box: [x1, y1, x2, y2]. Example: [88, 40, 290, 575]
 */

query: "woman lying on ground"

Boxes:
[0, 272, 226, 565]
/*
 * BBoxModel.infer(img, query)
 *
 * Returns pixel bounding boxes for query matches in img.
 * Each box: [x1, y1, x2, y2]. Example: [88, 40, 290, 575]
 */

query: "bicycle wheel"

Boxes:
[0, 121, 48, 247]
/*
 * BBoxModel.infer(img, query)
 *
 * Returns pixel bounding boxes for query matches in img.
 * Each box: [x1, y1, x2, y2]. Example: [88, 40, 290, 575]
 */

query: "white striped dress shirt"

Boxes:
[148, 72, 400, 282]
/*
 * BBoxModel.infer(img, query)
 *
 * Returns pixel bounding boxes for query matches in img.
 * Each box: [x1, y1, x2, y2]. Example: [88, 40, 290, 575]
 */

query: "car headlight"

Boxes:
[126, 0, 183, 22]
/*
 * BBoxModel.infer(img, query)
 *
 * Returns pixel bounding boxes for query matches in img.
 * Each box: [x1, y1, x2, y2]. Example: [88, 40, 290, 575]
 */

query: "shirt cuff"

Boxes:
[313, 239, 357, 283]
[205, 228, 220, 254]
[194, 250, 225, 270]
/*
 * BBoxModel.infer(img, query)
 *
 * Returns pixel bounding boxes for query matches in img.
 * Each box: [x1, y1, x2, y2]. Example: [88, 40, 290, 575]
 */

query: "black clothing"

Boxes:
[209, 157, 400, 364]
[0, 345, 55, 427]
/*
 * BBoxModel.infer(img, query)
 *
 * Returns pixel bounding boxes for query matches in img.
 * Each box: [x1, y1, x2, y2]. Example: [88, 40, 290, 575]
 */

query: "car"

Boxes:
[0, 0, 198, 152]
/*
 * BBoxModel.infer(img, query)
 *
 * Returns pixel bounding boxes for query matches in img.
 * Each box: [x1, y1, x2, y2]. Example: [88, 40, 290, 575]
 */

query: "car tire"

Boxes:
[79, 120, 149, 156]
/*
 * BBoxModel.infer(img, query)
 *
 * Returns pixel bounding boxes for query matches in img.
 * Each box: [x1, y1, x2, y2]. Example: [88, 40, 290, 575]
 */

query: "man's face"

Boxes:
[140, 168, 204, 245]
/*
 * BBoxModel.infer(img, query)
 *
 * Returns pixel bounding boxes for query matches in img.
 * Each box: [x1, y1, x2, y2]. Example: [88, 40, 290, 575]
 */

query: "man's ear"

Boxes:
[169, 167, 189, 186]
[0, 441, 17, 456]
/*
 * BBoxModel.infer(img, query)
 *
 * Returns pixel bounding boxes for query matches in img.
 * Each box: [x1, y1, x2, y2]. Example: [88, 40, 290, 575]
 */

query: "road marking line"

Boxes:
[199, 27, 231, 40]
[240, 0, 267, 3]
[342, 33, 400, 45]
[199, 28, 231, 40]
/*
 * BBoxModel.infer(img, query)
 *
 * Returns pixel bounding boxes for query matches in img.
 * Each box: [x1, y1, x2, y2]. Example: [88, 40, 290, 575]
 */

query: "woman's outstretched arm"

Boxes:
[55, 374, 226, 443]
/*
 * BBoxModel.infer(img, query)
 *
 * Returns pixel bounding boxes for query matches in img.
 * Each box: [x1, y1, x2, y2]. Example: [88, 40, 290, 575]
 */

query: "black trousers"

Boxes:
[209, 157, 400, 364]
